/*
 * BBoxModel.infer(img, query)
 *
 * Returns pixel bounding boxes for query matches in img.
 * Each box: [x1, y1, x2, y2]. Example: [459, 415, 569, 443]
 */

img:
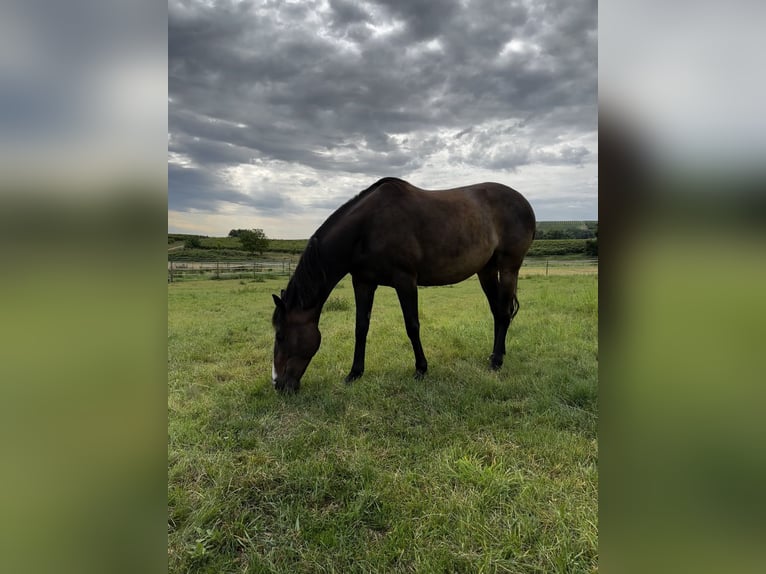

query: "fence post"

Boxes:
[546, 259, 549, 276]
[169, 260, 173, 283]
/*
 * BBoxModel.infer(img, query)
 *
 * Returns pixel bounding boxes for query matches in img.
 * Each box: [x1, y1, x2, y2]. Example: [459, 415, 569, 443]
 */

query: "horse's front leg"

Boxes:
[394, 278, 428, 378]
[345, 277, 377, 383]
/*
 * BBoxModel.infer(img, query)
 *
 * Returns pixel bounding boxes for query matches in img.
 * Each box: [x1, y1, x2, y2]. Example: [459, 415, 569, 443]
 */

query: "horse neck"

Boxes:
[314, 230, 354, 308]
[311, 257, 348, 313]
[289, 227, 353, 315]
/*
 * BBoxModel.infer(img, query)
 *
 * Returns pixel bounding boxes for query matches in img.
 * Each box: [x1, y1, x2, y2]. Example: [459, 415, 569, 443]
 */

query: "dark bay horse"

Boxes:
[271, 177, 536, 393]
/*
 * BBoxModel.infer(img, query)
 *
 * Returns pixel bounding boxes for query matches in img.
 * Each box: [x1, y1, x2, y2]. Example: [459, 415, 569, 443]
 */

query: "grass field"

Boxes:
[168, 273, 598, 573]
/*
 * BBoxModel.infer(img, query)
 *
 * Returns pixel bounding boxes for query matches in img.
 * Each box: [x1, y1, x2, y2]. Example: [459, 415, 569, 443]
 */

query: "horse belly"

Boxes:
[417, 244, 494, 286]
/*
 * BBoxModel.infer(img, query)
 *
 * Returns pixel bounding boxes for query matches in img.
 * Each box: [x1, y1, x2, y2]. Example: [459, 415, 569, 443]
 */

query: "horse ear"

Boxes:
[272, 294, 285, 309]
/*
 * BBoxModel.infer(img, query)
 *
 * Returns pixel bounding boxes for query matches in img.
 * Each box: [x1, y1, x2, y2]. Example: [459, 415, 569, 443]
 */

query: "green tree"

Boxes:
[239, 228, 269, 254]
[547, 229, 567, 239]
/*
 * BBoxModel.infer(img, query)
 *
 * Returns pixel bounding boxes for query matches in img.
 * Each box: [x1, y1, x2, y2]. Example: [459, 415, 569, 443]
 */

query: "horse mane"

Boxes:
[282, 177, 406, 311]
[282, 236, 326, 310]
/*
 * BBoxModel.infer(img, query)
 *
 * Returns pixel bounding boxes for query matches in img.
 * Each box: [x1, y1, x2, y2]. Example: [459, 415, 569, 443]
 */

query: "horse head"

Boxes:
[271, 291, 321, 393]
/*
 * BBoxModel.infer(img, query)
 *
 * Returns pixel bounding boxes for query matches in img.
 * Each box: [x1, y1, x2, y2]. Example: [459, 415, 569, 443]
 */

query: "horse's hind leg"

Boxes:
[478, 263, 504, 369]
[495, 261, 521, 369]
[479, 259, 520, 370]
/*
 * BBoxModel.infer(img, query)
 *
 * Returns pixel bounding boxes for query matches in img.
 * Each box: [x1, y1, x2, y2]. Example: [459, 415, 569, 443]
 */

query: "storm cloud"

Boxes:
[169, 0, 597, 237]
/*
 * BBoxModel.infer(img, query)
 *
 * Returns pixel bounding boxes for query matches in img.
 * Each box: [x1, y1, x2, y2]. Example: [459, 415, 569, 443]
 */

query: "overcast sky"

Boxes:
[169, 0, 597, 239]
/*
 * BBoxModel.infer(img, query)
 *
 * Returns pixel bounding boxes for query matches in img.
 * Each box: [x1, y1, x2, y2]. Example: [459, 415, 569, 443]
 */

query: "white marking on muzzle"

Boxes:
[272, 362, 277, 387]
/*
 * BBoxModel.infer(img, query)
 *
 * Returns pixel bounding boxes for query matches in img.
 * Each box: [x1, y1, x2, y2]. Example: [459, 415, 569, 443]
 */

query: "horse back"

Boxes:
[348, 180, 535, 285]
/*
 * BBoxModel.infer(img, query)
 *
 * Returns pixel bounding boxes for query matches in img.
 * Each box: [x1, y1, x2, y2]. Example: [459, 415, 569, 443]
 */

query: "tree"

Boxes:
[239, 228, 269, 255]
[228, 229, 248, 238]
[547, 229, 567, 239]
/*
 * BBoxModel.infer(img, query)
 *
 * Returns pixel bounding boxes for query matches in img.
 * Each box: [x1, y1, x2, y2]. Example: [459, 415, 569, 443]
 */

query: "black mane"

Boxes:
[281, 177, 406, 311]
[282, 236, 326, 310]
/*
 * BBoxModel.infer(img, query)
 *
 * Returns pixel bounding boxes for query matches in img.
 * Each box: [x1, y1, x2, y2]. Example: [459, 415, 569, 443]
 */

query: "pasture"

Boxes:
[168, 272, 598, 573]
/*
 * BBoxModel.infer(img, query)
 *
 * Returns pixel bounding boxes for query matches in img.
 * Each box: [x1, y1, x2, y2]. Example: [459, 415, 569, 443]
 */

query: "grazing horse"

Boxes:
[271, 177, 536, 393]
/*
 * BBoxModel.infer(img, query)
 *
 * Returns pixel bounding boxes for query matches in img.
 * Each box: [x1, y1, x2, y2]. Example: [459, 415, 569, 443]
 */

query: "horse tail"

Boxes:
[510, 294, 520, 320]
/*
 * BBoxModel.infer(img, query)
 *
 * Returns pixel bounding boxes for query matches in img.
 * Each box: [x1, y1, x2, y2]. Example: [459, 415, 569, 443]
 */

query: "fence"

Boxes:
[521, 258, 598, 276]
[168, 258, 597, 283]
[168, 260, 294, 282]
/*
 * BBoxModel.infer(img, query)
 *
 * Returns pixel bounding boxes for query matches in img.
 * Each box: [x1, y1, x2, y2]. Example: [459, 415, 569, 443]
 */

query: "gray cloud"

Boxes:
[168, 164, 296, 214]
[169, 0, 597, 235]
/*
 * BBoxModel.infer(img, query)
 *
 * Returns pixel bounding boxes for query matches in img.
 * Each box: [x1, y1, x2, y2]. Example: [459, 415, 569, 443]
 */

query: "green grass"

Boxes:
[268, 239, 310, 254]
[168, 235, 308, 254]
[168, 274, 598, 573]
[197, 236, 245, 250]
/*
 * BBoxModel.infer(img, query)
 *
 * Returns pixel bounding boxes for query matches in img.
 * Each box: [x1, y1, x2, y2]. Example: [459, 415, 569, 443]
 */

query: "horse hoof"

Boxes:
[345, 371, 363, 383]
[414, 369, 427, 380]
[489, 355, 503, 370]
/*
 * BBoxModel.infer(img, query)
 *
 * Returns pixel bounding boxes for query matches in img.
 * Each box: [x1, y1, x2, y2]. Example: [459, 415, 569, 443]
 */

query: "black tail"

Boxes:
[510, 294, 520, 320]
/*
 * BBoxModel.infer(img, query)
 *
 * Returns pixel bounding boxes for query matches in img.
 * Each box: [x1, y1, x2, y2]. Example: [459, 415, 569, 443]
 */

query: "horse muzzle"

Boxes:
[272, 367, 300, 394]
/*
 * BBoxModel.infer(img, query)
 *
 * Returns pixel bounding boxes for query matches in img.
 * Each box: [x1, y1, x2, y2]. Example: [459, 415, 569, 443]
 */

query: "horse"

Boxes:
[271, 177, 536, 393]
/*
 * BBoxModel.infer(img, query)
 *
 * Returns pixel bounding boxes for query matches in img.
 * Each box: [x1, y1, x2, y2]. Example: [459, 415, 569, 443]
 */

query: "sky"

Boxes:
[168, 0, 597, 239]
